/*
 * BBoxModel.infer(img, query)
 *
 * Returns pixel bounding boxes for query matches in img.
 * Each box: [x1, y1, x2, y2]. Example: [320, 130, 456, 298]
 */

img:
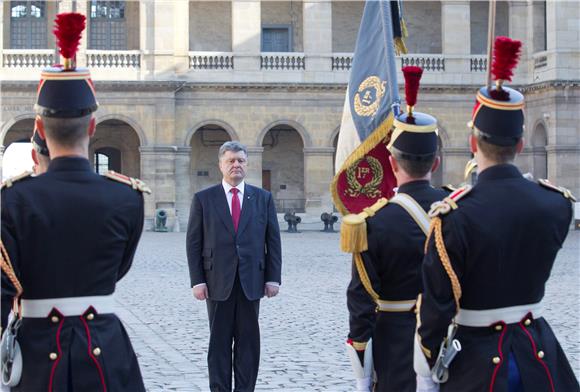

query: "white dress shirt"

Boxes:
[222, 179, 245, 214]
[194, 180, 279, 289]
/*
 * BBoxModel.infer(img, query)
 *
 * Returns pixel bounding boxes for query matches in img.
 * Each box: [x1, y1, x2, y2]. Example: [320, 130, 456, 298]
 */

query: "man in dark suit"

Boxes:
[346, 66, 447, 392]
[1, 13, 147, 391]
[186, 141, 282, 392]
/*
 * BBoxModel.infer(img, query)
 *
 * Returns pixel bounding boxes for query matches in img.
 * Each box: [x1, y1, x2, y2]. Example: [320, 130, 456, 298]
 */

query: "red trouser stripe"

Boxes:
[80, 316, 107, 392]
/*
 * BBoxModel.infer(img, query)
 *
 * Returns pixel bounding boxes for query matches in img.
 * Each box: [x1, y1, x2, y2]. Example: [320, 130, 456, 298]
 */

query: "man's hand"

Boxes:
[264, 283, 279, 298]
[193, 283, 208, 300]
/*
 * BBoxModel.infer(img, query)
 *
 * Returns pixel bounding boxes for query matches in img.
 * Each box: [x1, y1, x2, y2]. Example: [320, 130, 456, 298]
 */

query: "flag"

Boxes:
[331, 0, 403, 215]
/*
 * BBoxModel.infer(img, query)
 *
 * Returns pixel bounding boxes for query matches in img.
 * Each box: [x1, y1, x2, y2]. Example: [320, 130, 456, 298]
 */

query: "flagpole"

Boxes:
[486, 0, 497, 92]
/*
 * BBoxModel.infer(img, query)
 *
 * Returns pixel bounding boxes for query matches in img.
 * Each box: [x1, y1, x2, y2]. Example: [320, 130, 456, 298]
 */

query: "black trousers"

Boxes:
[206, 275, 260, 392]
[373, 312, 416, 392]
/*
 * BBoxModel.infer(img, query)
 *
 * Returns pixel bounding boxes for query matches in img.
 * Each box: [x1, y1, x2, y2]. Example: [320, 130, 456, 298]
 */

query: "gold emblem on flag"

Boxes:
[354, 76, 387, 117]
[345, 156, 383, 198]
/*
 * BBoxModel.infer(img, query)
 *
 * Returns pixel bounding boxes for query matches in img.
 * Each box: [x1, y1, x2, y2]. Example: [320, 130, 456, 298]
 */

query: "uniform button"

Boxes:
[537, 350, 544, 359]
[494, 324, 503, 331]
[524, 319, 532, 326]
[51, 316, 60, 323]
[492, 356, 501, 365]
[86, 313, 95, 321]
[92, 347, 101, 356]
[49, 352, 58, 360]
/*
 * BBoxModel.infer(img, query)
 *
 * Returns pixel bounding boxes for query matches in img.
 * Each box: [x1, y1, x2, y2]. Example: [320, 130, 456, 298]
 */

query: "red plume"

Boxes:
[491, 36, 522, 82]
[402, 66, 423, 108]
[53, 13, 86, 60]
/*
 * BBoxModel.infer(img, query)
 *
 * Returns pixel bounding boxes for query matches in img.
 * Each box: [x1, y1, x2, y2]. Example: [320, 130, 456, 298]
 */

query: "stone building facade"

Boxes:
[1, 1, 578, 229]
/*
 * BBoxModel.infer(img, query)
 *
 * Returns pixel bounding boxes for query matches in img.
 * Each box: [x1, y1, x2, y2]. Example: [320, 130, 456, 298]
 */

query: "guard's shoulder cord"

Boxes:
[428, 185, 472, 219]
[103, 170, 152, 194]
[0, 240, 23, 317]
[423, 185, 471, 310]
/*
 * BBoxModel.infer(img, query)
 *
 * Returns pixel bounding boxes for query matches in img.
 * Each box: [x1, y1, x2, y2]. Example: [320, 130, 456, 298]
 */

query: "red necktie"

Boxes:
[230, 188, 241, 232]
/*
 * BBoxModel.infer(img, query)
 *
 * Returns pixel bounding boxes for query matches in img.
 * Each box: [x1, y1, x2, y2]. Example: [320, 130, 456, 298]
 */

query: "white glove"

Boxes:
[355, 376, 371, 392]
[416, 375, 439, 392]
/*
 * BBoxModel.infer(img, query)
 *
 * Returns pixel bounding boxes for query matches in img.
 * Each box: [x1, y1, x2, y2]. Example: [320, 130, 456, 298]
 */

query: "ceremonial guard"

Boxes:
[1, 13, 148, 391]
[344, 66, 447, 391]
[414, 37, 579, 392]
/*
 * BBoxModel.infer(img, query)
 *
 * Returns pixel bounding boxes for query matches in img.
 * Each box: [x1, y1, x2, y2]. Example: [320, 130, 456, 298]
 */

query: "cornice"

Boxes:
[1, 80, 578, 95]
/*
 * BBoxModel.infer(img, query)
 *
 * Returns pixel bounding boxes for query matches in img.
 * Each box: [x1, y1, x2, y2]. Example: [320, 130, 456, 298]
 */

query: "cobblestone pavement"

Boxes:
[115, 229, 580, 391]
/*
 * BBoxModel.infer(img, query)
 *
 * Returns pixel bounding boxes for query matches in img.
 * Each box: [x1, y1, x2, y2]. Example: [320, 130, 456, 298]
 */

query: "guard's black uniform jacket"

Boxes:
[418, 164, 579, 391]
[1, 157, 146, 392]
[347, 180, 447, 392]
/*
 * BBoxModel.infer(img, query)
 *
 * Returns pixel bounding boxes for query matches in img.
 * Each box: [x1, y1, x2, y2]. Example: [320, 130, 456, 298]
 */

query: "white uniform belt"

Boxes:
[21, 295, 115, 318]
[456, 302, 543, 327]
[377, 299, 416, 312]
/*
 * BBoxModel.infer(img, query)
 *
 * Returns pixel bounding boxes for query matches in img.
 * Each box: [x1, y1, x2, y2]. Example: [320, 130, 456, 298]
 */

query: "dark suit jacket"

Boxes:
[186, 183, 282, 301]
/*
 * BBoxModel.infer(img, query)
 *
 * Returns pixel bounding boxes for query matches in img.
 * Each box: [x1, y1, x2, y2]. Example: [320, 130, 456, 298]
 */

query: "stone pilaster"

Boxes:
[303, 1, 332, 75]
[139, 146, 177, 231]
[441, 1, 470, 75]
[303, 147, 334, 215]
[75, 0, 88, 67]
[545, 1, 580, 81]
[232, 0, 261, 71]
[57, 0, 74, 13]
[174, 146, 192, 231]
[508, 1, 530, 83]
[0, 3, 4, 65]
[173, 0, 190, 74]
[139, 0, 156, 79]
[246, 146, 264, 188]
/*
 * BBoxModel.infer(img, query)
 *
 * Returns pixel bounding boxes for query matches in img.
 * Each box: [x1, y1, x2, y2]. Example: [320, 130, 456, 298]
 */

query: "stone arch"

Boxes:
[189, 122, 234, 194]
[531, 120, 548, 147]
[257, 119, 312, 148]
[90, 119, 142, 177]
[185, 119, 239, 146]
[329, 125, 341, 148]
[0, 113, 36, 146]
[261, 123, 306, 212]
[95, 113, 148, 146]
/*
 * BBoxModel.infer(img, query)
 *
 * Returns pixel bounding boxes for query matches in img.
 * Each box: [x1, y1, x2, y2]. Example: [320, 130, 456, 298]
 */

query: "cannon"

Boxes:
[320, 212, 338, 232]
[154, 209, 168, 232]
[283, 211, 301, 233]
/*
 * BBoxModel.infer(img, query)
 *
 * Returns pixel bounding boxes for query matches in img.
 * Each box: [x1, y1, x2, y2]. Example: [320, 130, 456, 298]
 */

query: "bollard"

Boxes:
[320, 212, 338, 232]
[283, 211, 301, 233]
[154, 209, 168, 232]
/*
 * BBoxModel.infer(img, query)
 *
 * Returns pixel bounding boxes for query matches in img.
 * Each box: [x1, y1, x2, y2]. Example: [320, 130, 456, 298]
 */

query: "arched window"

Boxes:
[10, 1, 47, 49]
[89, 1, 127, 50]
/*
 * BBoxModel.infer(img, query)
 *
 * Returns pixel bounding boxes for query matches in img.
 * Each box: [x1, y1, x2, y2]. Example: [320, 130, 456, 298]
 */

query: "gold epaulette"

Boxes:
[538, 179, 576, 202]
[428, 185, 472, 218]
[103, 170, 152, 194]
[442, 184, 457, 192]
[340, 198, 389, 253]
[0, 171, 33, 190]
